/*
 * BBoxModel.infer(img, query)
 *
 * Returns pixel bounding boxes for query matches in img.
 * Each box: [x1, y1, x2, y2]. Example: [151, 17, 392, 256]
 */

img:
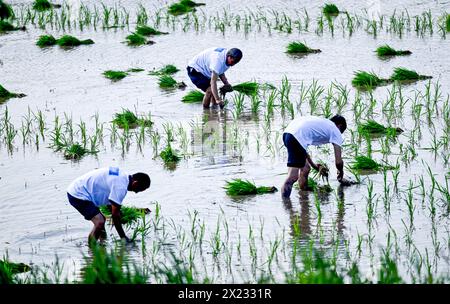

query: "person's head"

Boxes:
[226, 48, 243, 66]
[330, 114, 347, 133]
[129, 172, 151, 193]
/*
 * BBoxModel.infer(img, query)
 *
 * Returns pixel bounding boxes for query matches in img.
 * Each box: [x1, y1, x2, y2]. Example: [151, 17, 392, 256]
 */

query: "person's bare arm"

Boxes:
[219, 74, 230, 86]
[110, 201, 129, 241]
[333, 144, 344, 181]
[210, 72, 222, 105]
[306, 153, 319, 171]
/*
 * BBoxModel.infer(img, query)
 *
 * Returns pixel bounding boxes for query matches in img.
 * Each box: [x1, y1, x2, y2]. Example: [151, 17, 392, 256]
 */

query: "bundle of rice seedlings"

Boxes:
[99, 205, 150, 225]
[390, 67, 432, 81]
[168, 3, 193, 16]
[0, 1, 14, 20]
[127, 68, 144, 73]
[36, 34, 57, 46]
[323, 3, 340, 16]
[375, 45, 411, 56]
[112, 109, 139, 129]
[350, 156, 384, 171]
[158, 75, 178, 88]
[148, 64, 179, 76]
[160, 144, 181, 164]
[182, 90, 204, 103]
[0, 259, 30, 274]
[286, 41, 321, 54]
[136, 25, 168, 36]
[357, 120, 404, 136]
[0, 84, 26, 100]
[446, 14, 450, 32]
[224, 179, 277, 196]
[232, 81, 259, 96]
[32, 0, 60, 12]
[180, 0, 206, 7]
[56, 35, 94, 46]
[352, 71, 388, 88]
[103, 70, 128, 81]
[63, 143, 90, 160]
[125, 33, 153, 46]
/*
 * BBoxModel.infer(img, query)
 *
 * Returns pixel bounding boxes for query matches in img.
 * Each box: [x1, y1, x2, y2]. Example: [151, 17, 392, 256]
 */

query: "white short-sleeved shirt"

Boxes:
[284, 116, 343, 151]
[188, 47, 230, 78]
[67, 167, 129, 207]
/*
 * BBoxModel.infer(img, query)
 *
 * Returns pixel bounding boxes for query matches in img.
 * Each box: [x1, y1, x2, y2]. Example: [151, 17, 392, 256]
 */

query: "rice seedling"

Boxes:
[127, 68, 144, 73]
[357, 120, 404, 136]
[0, 84, 26, 101]
[56, 35, 94, 46]
[63, 143, 94, 160]
[323, 4, 340, 16]
[99, 205, 150, 225]
[286, 41, 321, 54]
[32, 0, 60, 12]
[351, 71, 390, 89]
[232, 81, 259, 96]
[446, 14, 450, 32]
[148, 64, 179, 76]
[390, 67, 432, 82]
[0, 259, 30, 274]
[180, 0, 206, 7]
[125, 32, 153, 46]
[160, 143, 181, 165]
[0, 20, 25, 32]
[102, 70, 128, 81]
[224, 179, 277, 196]
[112, 109, 152, 129]
[158, 75, 178, 89]
[136, 25, 168, 36]
[0, 1, 14, 20]
[350, 155, 394, 171]
[168, 3, 194, 16]
[36, 34, 57, 46]
[376, 44, 412, 57]
[182, 90, 204, 103]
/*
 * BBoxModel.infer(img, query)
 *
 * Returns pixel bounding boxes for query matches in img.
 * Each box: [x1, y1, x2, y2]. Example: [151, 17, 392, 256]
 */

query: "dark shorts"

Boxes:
[187, 66, 210, 92]
[283, 133, 307, 168]
[67, 193, 100, 221]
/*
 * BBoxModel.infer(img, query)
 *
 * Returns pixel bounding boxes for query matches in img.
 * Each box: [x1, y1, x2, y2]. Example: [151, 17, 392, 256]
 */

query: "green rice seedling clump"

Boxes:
[390, 67, 432, 81]
[446, 14, 450, 32]
[358, 120, 404, 135]
[56, 35, 94, 46]
[376, 45, 411, 56]
[125, 33, 150, 46]
[0, 84, 26, 100]
[136, 25, 168, 36]
[232, 82, 259, 96]
[36, 34, 56, 46]
[149, 64, 179, 76]
[286, 42, 321, 54]
[32, 0, 52, 12]
[182, 90, 204, 103]
[351, 155, 382, 171]
[0, 1, 14, 20]
[113, 109, 139, 129]
[160, 144, 181, 164]
[158, 75, 178, 88]
[0, 260, 30, 274]
[224, 179, 277, 196]
[168, 3, 194, 16]
[323, 3, 340, 16]
[352, 71, 387, 88]
[0, 19, 12, 31]
[180, 0, 206, 7]
[103, 70, 128, 81]
[63, 143, 90, 160]
[99, 205, 149, 224]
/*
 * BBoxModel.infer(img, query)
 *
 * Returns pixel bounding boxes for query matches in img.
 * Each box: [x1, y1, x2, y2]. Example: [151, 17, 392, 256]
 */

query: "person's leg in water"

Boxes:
[89, 213, 106, 245]
[298, 162, 312, 191]
[203, 86, 213, 108]
[281, 167, 299, 198]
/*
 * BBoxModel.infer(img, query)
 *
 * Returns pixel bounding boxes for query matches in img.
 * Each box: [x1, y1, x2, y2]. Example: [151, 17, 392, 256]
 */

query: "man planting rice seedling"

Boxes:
[281, 115, 354, 198]
[67, 167, 150, 244]
[187, 47, 243, 109]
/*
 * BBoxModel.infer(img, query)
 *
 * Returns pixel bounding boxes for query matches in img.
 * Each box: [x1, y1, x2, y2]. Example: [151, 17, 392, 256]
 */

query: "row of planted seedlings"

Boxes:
[2, 198, 450, 283]
[4, 1, 449, 38]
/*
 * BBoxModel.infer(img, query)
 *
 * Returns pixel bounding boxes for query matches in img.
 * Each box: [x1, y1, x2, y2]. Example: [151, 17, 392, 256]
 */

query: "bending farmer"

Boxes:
[281, 115, 347, 198]
[187, 47, 243, 108]
[67, 167, 150, 243]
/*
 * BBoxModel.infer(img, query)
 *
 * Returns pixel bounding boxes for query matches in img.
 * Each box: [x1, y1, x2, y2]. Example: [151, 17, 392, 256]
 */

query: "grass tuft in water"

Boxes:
[352, 71, 389, 89]
[112, 109, 152, 129]
[224, 179, 277, 196]
[323, 3, 340, 16]
[136, 25, 168, 36]
[149, 64, 179, 76]
[160, 144, 181, 164]
[99, 205, 150, 225]
[63, 143, 91, 160]
[232, 82, 259, 96]
[286, 41, 321, 54]
[376, 45, 411, 56]
[158, 75, 178, 88]
[103, 70, 128, 81]
[56, 35, 94, 46]
[126, 33, 153, 46]
[358, 120, 404, 136]
[36, 34, 56, 46]
[390, 67, 432, 81]
[0, 1, 14, 20]
[182, 90, 204, 103]
[0, 84, 26, 100]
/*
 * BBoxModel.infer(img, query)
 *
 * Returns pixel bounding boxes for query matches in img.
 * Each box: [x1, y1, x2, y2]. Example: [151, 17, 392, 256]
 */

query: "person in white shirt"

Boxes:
[281, 115, 347, 198]
[67, 167, 150, 244]
[187, 47, 243, 108]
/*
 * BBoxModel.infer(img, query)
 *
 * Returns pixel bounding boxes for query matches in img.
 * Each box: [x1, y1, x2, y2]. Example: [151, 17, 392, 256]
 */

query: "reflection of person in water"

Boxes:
[282, 192, 312, 239]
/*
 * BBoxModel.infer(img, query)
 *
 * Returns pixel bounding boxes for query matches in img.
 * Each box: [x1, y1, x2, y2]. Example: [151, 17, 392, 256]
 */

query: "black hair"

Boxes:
[132, 172, 151, 191]
[226, 48, 243, 63]
[330, 114, 347, 133]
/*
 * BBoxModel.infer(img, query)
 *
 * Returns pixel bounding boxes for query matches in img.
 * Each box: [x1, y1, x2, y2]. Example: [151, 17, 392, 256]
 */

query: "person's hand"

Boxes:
[217, 99, 225, 109]
[121, 236, 133, 244]
[219, 84, 233, 96]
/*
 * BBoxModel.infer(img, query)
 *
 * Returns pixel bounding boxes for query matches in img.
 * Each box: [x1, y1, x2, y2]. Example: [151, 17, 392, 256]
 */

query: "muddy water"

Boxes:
[1, 0, 449, 282]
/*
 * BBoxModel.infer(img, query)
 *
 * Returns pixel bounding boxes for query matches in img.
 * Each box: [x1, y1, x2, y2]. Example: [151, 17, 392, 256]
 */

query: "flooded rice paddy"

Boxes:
[0, 0, 449, 283]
